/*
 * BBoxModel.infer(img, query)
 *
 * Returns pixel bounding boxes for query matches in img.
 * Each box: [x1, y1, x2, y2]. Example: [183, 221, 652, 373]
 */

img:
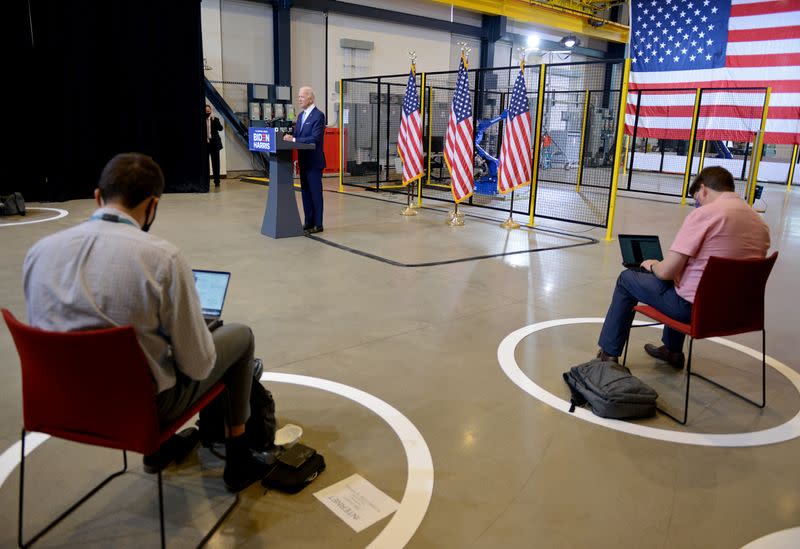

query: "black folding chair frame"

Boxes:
[17, 429, 239, 548]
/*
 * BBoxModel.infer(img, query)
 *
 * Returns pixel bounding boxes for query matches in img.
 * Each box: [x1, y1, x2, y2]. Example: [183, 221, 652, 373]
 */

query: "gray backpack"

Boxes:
[563, 359, 658, 419]
[0, 192, 26, 216]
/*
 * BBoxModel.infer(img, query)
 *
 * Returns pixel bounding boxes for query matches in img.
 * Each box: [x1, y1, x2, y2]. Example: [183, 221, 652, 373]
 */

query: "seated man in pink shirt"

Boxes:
[596, 166, 771, 367]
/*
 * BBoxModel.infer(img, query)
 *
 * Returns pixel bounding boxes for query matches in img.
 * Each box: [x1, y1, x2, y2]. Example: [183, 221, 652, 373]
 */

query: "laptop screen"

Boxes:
[618, 235, 663, 266]
[192, 270, 230, 318]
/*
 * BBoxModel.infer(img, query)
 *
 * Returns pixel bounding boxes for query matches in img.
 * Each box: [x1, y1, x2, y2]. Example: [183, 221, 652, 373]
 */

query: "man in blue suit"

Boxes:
[283, 86, 326, 234]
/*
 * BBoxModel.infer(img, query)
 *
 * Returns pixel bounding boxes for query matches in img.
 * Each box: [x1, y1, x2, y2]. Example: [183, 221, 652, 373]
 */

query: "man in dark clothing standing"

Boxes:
[206, 104, 223, 187]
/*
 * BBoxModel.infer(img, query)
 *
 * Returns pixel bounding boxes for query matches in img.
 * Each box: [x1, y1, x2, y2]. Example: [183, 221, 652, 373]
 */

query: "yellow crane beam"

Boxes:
[430, 0, 630, 44]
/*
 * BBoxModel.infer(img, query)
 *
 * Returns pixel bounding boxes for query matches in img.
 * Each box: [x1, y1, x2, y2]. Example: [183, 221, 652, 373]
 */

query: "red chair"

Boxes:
[622, 252, 778, 424]
[2, 309, 237, 548]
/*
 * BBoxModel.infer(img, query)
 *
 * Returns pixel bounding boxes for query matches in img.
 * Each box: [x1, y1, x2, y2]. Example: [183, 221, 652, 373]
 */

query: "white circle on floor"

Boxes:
[0, 208, 68, 227]
[262, 373, 432, 549]
[0, 373, 433, 549]
[742, 527, 800, 549]
[498, 317, 800, 447]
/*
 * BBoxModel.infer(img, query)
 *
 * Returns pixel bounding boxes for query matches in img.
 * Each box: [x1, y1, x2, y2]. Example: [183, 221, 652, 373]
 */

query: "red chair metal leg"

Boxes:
[18, 429, 128, 548]
[690, 329, 767, 409]
[17, 429, 239, 548]
[656, 338, 694, 425]
[621, 321, 662, 368]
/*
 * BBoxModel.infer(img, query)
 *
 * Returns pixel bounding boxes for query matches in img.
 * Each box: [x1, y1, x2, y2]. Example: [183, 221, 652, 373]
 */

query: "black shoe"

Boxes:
[596, 349, 619, 363]
[305, 226, 323, 235]
[302, 223, 312, 231]
[223, 434, 271, 492]
[143, 427, 200, 474]
[644, 343, 685, 369]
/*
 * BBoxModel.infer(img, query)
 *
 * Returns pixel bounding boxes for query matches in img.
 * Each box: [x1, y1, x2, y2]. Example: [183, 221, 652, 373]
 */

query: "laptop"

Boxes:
[618, 234, 663, 270]
[192, 269, 231, 329]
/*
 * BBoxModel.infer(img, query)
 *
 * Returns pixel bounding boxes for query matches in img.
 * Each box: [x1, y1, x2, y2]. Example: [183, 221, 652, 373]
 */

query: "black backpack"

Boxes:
[563, 359, 658, 419]
[199, 377, 277, 452]
[0, 192, 26, 216]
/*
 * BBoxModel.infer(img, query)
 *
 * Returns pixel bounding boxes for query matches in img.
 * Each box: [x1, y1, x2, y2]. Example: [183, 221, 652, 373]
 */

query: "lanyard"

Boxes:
[89, 212, 138, 227]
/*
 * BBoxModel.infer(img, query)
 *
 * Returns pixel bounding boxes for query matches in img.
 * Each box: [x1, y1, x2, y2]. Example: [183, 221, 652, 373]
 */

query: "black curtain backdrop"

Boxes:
[8, 0, 208, 202]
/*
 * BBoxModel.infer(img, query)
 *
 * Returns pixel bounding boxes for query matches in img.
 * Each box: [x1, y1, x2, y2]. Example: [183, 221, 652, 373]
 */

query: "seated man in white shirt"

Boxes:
[22, 152, 268, 492]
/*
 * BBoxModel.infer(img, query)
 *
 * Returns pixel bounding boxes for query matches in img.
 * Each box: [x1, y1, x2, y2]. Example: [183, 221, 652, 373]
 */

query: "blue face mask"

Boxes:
[694, 199, 701, 208]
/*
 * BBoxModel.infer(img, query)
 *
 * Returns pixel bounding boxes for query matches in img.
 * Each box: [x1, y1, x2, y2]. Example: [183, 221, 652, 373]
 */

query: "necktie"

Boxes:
[297, 111, 305, 133]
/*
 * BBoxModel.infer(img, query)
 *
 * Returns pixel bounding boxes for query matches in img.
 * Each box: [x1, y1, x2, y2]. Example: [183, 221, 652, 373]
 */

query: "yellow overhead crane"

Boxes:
[429, 0, 629, 44]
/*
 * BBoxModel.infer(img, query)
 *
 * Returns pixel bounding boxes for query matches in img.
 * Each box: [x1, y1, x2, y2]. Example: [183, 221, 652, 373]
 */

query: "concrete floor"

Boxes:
[0, 178, 798, 548]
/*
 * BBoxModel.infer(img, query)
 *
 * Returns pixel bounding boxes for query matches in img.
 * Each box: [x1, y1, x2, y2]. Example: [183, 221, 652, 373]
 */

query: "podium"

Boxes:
[250, 126, 315, 238]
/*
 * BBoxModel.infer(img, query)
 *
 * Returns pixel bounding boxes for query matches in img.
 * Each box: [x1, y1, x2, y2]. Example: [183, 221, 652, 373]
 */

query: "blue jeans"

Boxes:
[598, 269, 693, 357]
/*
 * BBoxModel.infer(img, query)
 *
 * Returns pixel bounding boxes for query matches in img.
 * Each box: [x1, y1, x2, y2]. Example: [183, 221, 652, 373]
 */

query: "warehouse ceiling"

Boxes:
[428, 0, 630, 43]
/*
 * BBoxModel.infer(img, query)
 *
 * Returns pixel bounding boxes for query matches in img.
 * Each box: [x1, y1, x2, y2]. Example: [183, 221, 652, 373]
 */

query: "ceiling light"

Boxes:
[526, 34, 540, 49]
[560, 35, 579, 48]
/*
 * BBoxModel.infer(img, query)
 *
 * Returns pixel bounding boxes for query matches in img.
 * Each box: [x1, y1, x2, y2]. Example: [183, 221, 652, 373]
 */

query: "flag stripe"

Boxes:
[728, 11, 800, 30]
[727, 52, 800, 66]
[627, 128, 800, 144]
[626, 104, 799, 119]
[625, 114, 797, 132]
[730, 1, 800, 18]
[630, 65, 800, 83]
[627, 90, 791, 106]
[630, 79, 800, 91]
[507, 124, 527, 184]
[728, 25, 800, 41]
[726, 38, 800, 54]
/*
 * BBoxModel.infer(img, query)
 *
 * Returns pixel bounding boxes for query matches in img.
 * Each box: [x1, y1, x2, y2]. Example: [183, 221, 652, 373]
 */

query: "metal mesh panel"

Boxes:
[341, 59, 624, 227]
[422, 65, 540, 216]
[623, 87, 768, 199]
[341, 78, 379, 188]
[697, 88, 768, 199]
[341, 74, 423, 190]
[624, 88, 696, 197]
[534, 61, 621, 226]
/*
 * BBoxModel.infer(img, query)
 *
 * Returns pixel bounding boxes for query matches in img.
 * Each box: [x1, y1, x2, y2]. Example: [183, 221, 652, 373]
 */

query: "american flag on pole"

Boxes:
[397, 66, 424, 185]
[628, 0, 800, 145]
[444, 56, 474, 203]
[498, 67, 532, 194]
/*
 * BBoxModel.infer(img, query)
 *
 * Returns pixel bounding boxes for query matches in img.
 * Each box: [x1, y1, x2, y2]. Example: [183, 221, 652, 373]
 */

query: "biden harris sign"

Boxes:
[248, 127, 277, 153]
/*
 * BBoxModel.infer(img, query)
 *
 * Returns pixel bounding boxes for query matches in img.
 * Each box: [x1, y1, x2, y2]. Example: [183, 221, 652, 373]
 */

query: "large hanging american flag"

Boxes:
[498, 67, 532, 194]
[397, 66, 423, 185]
[444, 56, 474, 203]
[627, 0, 800, 145]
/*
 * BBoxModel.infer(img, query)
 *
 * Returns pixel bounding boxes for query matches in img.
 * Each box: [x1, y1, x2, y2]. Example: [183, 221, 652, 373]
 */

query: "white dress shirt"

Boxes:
[22, 206, 216, 393]
[298, 104, 316, 132]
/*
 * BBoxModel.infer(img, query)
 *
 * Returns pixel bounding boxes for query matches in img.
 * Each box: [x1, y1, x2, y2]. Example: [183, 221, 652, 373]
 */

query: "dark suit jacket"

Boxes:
[293, 107, 326, 171]
[208, 116, 223, 151]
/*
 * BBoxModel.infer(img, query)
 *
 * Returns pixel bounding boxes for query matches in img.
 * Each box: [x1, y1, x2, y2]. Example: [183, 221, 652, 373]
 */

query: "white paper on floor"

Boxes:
[314, 473, 400, 532]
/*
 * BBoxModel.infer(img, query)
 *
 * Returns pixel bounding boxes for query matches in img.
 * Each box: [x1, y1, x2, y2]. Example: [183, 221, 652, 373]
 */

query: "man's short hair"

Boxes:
[688, 166, 735, 196]
[98, 153, 165, 208]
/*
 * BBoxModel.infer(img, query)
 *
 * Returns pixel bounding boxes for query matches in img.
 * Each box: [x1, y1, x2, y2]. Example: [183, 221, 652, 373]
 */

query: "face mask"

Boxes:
[693, 199, 701, 208]
[206, 112, 211, 118]
[141, 199, 158, 232]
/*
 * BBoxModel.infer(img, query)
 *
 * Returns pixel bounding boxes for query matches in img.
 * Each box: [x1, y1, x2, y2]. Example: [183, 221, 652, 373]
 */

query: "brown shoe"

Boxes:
[644, 343, 685, 369]
[596, 349, 619, 363]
